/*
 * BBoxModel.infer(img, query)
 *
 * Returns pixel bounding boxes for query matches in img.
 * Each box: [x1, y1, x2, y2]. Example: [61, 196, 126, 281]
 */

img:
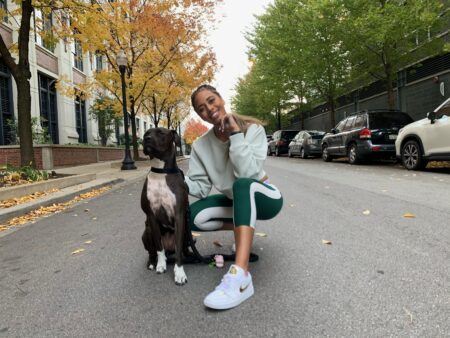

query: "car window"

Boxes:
[282, 131, 300, 139]
[368, 112, 413, 129]
[273, 131, 280, 139]
[343, 116, 357, 131]
[335, 120, 346, 132]
[354, 115, 367, 128]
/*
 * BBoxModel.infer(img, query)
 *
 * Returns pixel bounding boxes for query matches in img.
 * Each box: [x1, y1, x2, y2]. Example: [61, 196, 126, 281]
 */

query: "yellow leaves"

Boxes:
[403, 213, 416, 219]
[362, 209, 371, 215]
[322, 240, 332, 245]
[71, 248, 85, 255]
[255, 232, 267, 237]
[212, 240, 223, 247]
[0, 186, 111, 232]
[0, 189, 59, 209]
[183, 119, 208, 145]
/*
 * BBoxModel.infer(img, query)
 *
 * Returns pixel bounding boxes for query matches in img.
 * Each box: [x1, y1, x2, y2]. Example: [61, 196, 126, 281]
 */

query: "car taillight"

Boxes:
[359, 128, 371, 139]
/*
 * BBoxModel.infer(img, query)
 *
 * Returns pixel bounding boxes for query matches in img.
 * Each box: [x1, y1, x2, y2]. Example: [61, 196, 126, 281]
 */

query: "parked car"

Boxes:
[288, 130, 326, 158]
[396, 97, 450, 170]
[267, 130, 299, 156]
[321, 110, 414, 164]
[266, 134, 273, 142]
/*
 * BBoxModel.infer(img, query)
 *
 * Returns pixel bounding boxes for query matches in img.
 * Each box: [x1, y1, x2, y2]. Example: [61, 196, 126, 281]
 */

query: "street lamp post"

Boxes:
[116, 50, 136, 170]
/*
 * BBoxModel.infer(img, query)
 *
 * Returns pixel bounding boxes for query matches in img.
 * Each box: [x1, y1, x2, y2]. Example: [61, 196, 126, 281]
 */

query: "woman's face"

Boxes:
[193, 89, 226, 125]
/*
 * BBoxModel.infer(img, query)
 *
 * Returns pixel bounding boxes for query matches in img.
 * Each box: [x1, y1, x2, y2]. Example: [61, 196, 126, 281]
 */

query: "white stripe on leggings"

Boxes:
[248, 183, 282, 228]
[194, 206, 233, 231]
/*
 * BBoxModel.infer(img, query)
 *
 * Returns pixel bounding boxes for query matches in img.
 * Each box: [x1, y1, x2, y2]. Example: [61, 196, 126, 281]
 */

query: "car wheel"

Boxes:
[300, 147, 308, 159]
[322, 144, 332, 162]
[348, 143, 360, 165]
[288, 148, 293, 158]
[275, 147, 280, 157]
[402, 140, 425, 170]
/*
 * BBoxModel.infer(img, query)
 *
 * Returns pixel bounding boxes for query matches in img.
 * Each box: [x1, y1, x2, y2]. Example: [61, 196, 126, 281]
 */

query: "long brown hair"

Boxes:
[191, 84, 265, 133]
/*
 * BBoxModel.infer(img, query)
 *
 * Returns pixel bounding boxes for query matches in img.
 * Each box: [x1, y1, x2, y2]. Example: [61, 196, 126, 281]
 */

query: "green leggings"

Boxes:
[189, 178, 283, 231]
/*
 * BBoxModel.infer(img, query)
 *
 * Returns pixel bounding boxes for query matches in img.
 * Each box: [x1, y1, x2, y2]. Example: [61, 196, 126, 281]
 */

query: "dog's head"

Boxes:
[143, 127, 181, 160]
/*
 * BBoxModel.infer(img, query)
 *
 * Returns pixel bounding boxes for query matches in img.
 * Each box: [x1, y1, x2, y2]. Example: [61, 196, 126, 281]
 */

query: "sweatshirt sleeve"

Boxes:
[185, 143, 212, 199]
[229, 124, 267, 178]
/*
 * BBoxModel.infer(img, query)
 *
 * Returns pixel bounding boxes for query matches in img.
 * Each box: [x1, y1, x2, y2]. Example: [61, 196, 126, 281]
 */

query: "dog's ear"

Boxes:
[171, 130, 181, 147]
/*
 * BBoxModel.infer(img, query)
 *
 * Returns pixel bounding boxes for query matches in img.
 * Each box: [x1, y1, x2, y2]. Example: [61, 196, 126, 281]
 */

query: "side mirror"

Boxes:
[427, 111, 436, 124]
[331, 128, 337, 134]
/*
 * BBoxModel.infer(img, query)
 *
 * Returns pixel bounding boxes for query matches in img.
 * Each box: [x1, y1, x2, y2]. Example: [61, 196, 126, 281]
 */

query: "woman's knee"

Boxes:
[232, 178, 253, 194]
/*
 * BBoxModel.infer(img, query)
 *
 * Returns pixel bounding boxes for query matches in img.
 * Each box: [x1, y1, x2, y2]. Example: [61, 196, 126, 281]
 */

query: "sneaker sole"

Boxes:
[204, 283, 254, 310]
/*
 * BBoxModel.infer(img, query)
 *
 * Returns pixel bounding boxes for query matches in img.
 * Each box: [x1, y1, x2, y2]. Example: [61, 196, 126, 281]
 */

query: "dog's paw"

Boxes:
[156, 250, 167, 274]
[174, 265, 187, 285]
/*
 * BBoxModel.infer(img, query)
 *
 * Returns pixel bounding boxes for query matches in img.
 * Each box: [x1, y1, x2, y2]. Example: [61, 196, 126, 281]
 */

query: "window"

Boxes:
[42, 12, 54, 52]
[38, 73, 59, 144]
[136, 117, 140, 134]
[73, 38, 83, 71]
[343, 116, 357, 131]
[143, 121, 147, 132]
[354, 115, 366, 129]
[75, 95, 87, 143]
[0, 60, 14, 145]
[335, 119, 346, 132]
[95, 53, 103, 71]
[0, 0, 7, 23]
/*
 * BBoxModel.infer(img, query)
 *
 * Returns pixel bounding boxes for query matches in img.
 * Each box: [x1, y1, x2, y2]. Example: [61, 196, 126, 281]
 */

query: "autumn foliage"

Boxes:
[183, 119, 208, 145]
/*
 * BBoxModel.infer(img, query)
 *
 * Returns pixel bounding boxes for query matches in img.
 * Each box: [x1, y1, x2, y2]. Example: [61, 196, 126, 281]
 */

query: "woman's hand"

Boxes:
[220, 114, 241, 135]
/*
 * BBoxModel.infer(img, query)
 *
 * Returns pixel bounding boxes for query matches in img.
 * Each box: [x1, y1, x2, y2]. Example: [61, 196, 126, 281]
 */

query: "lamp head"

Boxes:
[116, 49, 127, 67]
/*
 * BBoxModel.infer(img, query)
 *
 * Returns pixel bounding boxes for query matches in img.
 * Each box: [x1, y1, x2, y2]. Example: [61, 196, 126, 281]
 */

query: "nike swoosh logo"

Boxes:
[240, 283, 250, 293]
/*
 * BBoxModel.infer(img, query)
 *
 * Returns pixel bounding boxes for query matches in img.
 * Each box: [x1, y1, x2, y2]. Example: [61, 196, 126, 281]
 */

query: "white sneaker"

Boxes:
[203, 264, 254, 310]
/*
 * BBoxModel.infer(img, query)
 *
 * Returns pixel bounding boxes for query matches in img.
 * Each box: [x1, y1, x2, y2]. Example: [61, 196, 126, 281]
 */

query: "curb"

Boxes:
[0, 173, 97, 201]
[0, 177, 124, 225]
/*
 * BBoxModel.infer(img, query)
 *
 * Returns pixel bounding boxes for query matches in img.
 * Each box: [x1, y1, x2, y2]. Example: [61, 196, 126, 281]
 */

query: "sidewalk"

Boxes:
[0, 157, 188, 226]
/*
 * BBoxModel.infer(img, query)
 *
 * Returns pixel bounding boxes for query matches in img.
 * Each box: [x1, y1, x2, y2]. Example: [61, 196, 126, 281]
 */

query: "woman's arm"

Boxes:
[229, 124, 267, 178]
[185, 144, 212, 199]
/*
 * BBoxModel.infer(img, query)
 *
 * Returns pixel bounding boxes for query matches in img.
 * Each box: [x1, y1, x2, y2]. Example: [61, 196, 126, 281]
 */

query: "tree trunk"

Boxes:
[276, 106, 281, 130]
[16, 77, 34, 167]
[129, 99, 140, 160]
[328, 96, 336, 128]
[385, 63, 395, 109]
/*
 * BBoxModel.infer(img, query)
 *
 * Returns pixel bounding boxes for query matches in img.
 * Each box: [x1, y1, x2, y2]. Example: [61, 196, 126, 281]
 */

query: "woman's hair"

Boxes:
[191, 84, 265, 133]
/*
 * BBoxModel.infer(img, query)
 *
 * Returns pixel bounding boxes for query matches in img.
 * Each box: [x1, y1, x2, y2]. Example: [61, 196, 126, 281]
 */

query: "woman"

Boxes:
[186, 84, 283, 310]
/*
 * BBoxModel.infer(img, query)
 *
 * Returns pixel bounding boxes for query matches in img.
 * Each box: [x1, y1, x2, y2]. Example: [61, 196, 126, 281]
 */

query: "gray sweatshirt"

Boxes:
[185, 123, 268, 199]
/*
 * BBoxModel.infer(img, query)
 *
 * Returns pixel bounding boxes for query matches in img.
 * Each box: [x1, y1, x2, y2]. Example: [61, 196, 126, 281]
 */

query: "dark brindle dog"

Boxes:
[141, 127, 189, 285]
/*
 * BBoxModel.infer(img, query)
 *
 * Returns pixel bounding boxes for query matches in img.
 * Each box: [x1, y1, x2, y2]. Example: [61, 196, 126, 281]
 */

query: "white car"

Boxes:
[396, 97, 450, 170]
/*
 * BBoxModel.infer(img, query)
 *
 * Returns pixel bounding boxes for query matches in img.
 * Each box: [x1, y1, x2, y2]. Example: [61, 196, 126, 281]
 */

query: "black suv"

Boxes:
[267, 130, 299, 156]
[321, 110, 414, 164]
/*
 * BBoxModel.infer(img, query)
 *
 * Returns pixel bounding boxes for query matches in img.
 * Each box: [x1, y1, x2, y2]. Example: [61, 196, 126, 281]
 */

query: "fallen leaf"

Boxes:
[403, 213, 416, 218]
[381, 189, 388, 193]
[71, 248, 85, 255]
[255, 232, 267, 237]
[322, 239, 332, 245]
[191, 232, 201, 237]
[84, 209, 90, 212]
[84, 240, 92, 244]
[91, 217, 97, 220]
[289, 204, 295, 207]
[212, 240, 223, 247]
[362, 210, 371, 215]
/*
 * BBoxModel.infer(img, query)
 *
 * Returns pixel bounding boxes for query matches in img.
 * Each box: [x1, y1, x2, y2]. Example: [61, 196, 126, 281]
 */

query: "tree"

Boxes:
[0, 0, 87, 167]
[342, 0, 447, 109]
[183, 119, 208, 145]
[89, 96, 122, 146]
[70, 0, 218, 160]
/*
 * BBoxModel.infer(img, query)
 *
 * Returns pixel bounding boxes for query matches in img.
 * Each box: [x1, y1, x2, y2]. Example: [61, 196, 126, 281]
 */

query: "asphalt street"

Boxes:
[0, 157, 449, 337]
